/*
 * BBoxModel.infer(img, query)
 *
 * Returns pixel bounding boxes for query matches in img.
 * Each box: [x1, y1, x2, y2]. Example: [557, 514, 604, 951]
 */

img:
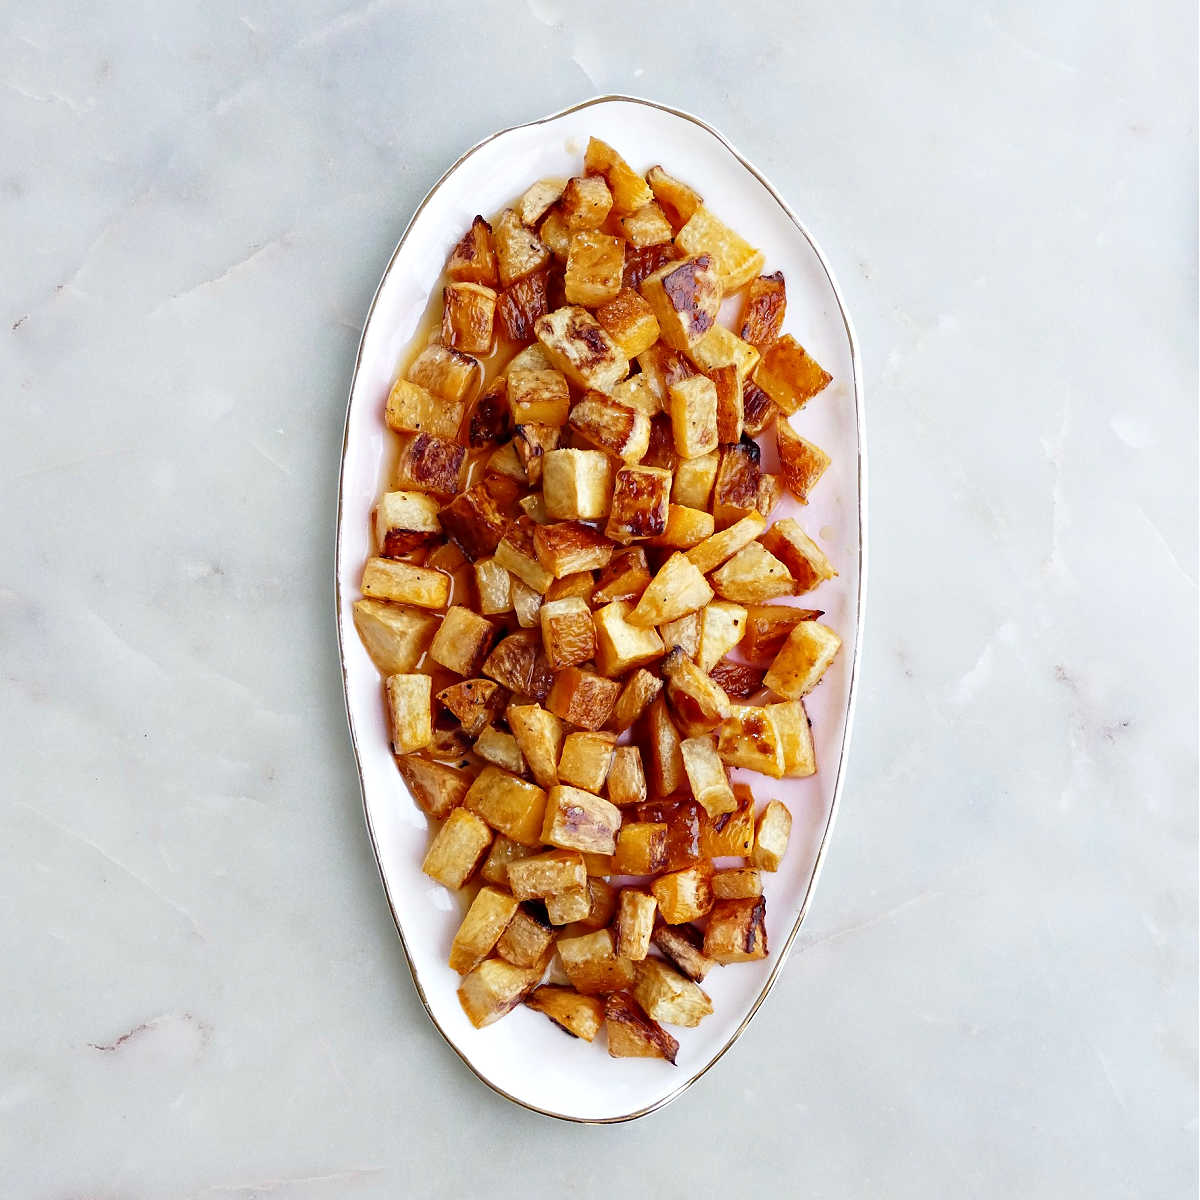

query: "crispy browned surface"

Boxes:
[438, 476, 519, 560]
[708, 659, 766, 699]
[497, 269, 550, 342]
[445, 214, 499, 286]
[533, 520, 615, 578]
[738, 271, 786, 349]
[741, 379, 777, 436]
[776, 420, 831, 504]
[651, 922, 715, 982]
[396, 756, 472, 820]
[703, 897, 768, 962]
[604, 993, 679, 1063]
[546, 666, 621, 730]
[394, 433, 465, 499]
[436, 678, 507, 737]
[633, 798, 704, 872]
[622, 241, 683, 290]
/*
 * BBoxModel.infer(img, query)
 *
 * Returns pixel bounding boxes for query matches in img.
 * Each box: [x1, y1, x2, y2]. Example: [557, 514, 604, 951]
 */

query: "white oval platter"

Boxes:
[334, 95, 866, 1123]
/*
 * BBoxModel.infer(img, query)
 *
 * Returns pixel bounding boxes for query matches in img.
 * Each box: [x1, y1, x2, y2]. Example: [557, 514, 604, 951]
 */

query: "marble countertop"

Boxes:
[2, 2, 1195, 1196]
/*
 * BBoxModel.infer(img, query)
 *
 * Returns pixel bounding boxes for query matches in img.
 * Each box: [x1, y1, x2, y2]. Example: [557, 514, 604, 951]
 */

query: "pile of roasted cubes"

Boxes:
[353, 139, 842, 1062]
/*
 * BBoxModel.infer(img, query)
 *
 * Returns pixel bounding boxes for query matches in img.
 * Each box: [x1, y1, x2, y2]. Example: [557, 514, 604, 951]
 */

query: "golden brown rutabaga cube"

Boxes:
[374, 490, 442, 556]
[623, 239, 685, 290]
[482, 630, 544, 696]
[479, 834, 532, 888]
[759, 518, 838, 594]
[464, 766, 548, 846]
[739, 271, 786, 349]
[409, 341, 480, 404]
[611, 668, 663, 733]
[352, 599, 438, 675]
[716, 706, 786, 778]
[741, 378, 777, 436]
[713, 868, 764, 900]
[557, 731, 618, 794]
[519, 493, 549, 525]
[650, 862, 714, 924]
[741, 603, 823, 661]
[637, 341, 698, 405]
[662, 648, 733, 729]
[770, 699, 816, 777]
[497, 269, 551, 343]
[756, 472, 782, 521]
[646, 164, 703, 229]
[546, 571, 593, 604]
[685, 323, 760, 387]
[651, 923, 715, 982]
[614, 889, 657, 961]
[542, 448, 614, 520]
[511, 421, 560, 486]
[558, 929, 636, 995]
[649, 504, 714, 550]
[517, 179, 566, 226]
[697, 602, 748, 672]
[560, 175, 613, 230]
[605, 992, 679, 1062]
[578, 876, 618, 930]
[361, 558, 450, 610]
[525, 985, 604, 1041]
[711, 441, 763, 529]
[703, 897, 768, 963]
[532, 520, 614, 579]
[639, 255, 722, 351]
[764, 620, 842, 699]
[428, 605, 496, 677]
[606, 745, 647, 807]
[700, 782, 756, 857]
[510, 577, 542, 630]
[396, 756, 473, 821]
[611, 821, 668, 875]
[439, 475, 520, 561]
[497, 902, 554, 967]
[534, 305, 629, 394]
[755, 334, 833, 415]
[583, 137, 653, 214]
[708, 659, 765, 700]
[605, 465, 671, 544]
[675, 206, 765, 292]
[627, 552, 713, 627]
[494, 208, 551, 287]
[711, 364, 744, 445]
[545, 885, 592, 925]
[437, 678, 507, 737]
[541, 784, 621, 855]
[671, 451, 719, 510]
[539, 596, 595, 670]
[394, 433, 465, 499]
[495, 516, 554, 594]
[473, 726, 526, 775]
[711, 541, 795, 604]
[776, 421, 831, 504]
[593, 600, 665, 676]
[385, 673, 433, 754]
[751, 798, 793, 871]
[442, 281, 497, 355]
[595, 287, 661, 359]
[506, 703, 564, 789]
[592, 546, 651, 605]
[679, 734, 736, 817]
[539, 208, 571, 258]
[506, 848, 587, 900]
[633, 958, 713, 1027]
[385, 378, 465, 441]
[545, 666, 621, 731]
[569, 393, 651, 465]
[611, 372, 660, 417]
[667, 374, 719, 459]
[618, 201, 674, 247]
[458, 957, 543, 1028]
[445, 214, 499, 285]
[449, 885, 519, 974]
[565, 230, 625, 307]
[659, 610, 700, 662]
[642, 414, 680, 472]
[422, 807, 492, 889]
[641, 692, 685, 796]
[473, 557, 513, 615]
[507, 366, 570, 426]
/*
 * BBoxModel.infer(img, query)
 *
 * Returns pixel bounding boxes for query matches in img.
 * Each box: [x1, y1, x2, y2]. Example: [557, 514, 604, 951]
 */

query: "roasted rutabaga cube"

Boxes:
[483, 629, 553, 699]
[506, 703, 564, 789]
[584, 137, 653, 214]
[374, 490, 442, 556]
[542, 448, 615, 520]
[672, 452, 719, 510]
[534, 306, 629, 394]
[679, 734, 736, 817]
[701, 783, 756, 857]
[411, 342, 481, 406]
[458, 957, 544, 1028]
[496, 516, 554, 594]
[506, 848, 586, 900]
[709, 658, 766, 699]
[525, 985, 605, 1041]
[570, 393, 652, 464]
[739, 271, 787, 349]
[759, 519, 838, 594]
[494, 208, 551, 287]
[517, 179, 566, 226]
[651, 862, 715, 925]
[539, 596, 596, 670]
[713, 867, 764, 899]
[557, 731, 618, 794]
[652, 923, 715, 982]
[394, 433, 465, 498]
[618, 201, 674, 248]
[442, 281, 497, 355]
[751, 799, 793, 871]
[697, 602, 748, 671]
[685, 512, 766, 575]
[422, 807, 492, 889]
[449, 885, 519, 974]
[607, 745, 647, 807]
[776, 420, 831, 504]
[716, 705, 786, 778]
[497, 902, 555, 967]
[397, 756, 473, 820]
[633, 958, 713, 1028]
[565, 230, 625, 307]
[464, 767, 548, 846]
[545, 666, 621, 731]
[558, 929, 636, 994]
[675, 206, 765, 292]
[663, 649, 733, 730]
[685, 323, 760, 387]
[612, 821, 668, 875]
[473, 557, 513, 615]
[605, 465, 672, 544]
[611, 668, 663, 733]
[650, 504, 714, 550]
[445, 214, 499, 285]
[532, 520, 614, 578]
[473, 725, 526, 775]
[595, 288, 661, 359]
[770, 699, 816, 777]
[579, 876, 618, 930]
[361, 557, 450, 610]
[628, 552, 713, 627]
[545, 885, 592, 925]
[763, 620, 842, 699]
[511, 421, 561, 486]
[541, 783, 622, 855]
[497, 269, 550, 343]
[561, 174, 613, 229]
[668, 375, 719, 459]
[593, 600, 665, 676]
[641, 692, 685, 797]
[741, 603, 823, 661]
[646, 164, 703, 229]
[754, 334, 833, 415]
[604, 992, 679, 1063]
[385, 378, 465, 441]
[428, 605, 496, 677]
[612, 372, 660, 417]
[352, 599, 438, 675]
[712, 441, 763, 529]
[613, 889, 658, 961]
[385, 673, 433, 754]
[439, 475, 519, 561]
[703, 897, 768, 963]
[639, 255, 722, 351]
[711, 541, 796, 604]
[507, 366, 570, 426]
[437, 677, 507, 737]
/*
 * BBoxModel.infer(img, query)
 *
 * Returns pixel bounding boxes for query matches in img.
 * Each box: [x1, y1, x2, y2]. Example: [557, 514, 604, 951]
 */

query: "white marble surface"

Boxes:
[2, 1, 1195, 1195]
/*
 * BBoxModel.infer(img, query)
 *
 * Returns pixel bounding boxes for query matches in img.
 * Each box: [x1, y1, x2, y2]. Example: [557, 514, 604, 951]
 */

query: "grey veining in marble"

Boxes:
[1, 1, 1195, 1196]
